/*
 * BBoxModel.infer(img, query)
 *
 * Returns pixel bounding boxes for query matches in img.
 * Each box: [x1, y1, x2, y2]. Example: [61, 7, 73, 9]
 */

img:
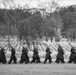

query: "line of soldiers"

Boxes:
[0, 44, 76, 64]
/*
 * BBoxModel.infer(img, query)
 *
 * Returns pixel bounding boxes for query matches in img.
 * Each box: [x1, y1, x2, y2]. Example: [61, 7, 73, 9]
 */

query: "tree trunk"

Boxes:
[51, 37, 53, 42]
[45, 36, 48, 41]
[8, 35, 11, 51]
[26, 37, 30, 49]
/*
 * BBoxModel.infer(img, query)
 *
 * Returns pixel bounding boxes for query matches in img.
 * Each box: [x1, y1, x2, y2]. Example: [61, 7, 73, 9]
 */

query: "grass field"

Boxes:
[0, 63, 76, 75]
[0, 53, 76, 75]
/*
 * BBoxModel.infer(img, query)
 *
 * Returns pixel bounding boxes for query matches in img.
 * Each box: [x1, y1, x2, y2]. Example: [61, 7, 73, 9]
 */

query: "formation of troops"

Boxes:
[0, 44, 76, 64]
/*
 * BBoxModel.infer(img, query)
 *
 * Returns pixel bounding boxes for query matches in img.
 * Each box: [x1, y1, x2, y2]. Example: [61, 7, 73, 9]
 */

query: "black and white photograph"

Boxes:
[0, 0, 76, 75]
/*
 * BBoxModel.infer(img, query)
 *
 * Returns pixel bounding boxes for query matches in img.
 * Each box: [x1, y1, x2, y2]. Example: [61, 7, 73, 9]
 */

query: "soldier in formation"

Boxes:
[20, 46, 29, 64]
[55, 45, 65, 63]
[0, 47, 7, 64]
[31, 47, 41, 63]
[68, 46, 76, 63]
[44, 46, 52, 63]
[8, 46, 17, 64]
[1, 44, 76, 64]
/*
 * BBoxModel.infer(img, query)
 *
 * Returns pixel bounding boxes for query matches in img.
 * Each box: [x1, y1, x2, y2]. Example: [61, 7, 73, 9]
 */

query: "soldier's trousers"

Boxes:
[8, 56, 17, 64]
[31, 58, 41, 63]
[55, 58, 65, 63]
[0, 59, 6, 64]
[31, 54, 41, 63]
[68, 59, 76, 63]
[55, 52, 65, 63]
[8, 59, 17, 64]
[44, 54, 52, 63]
[68, 53, 76, 63]
[68, 58, 76, 63]
[20, 54, 29, 64]
[68, 58, 74, 63]
[20, 59, 29, 64]
[0, 54, 7, 64]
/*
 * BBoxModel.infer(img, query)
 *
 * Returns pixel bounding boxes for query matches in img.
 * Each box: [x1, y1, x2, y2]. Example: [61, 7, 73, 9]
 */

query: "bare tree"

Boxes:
[2, 0, 15, 50]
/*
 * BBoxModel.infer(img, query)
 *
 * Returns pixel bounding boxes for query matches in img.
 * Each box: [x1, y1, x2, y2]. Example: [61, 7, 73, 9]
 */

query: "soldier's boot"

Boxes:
[27, 59, 29, 63]
[37, 56, 41, 63]
[49, 58, 52, 63]
[27, 56, 29, 63]
[20, 59, 24, 64]
[73, 61, 76, 63]
[3, 58, 7, 64]
[31, 59, 35, 63]
[0, 60, 1, 63]
[43, 59, 47, 64]
[8, 59, 12, 64]
[55, 59, 60, 63]
[24, 59, 28, 64]
[5, 59, 7, 63]
[2, 60, 7, 64]
[73, 59, 76, 63]
[68, 59, 73, 63]
[61, 59, 65, 63]
[27, 58, 29, 63]
[36, 58, 41, 63]
[14, 60, 17, 64]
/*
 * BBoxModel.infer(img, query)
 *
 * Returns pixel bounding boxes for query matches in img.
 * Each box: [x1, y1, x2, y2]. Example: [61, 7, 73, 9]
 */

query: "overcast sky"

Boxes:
[0, 0, 76, 8]
[14, 0, 76, 7]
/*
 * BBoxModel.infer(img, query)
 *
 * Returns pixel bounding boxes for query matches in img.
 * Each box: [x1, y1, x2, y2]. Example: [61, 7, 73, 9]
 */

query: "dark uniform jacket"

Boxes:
[33, 48, 39, 59]
[69, 47, 76, 60]
[45, 48, 52, 59]
[10, 48, 17, 60]
[0, 48, 6, 62]
[21, 47, 28, 60]
[57, 46, 64, 59]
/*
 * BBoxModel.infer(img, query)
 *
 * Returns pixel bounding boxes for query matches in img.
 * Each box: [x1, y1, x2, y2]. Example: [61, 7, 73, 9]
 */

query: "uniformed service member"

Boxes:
[8, 46, 17, 64]
[31, 47, 41, 63]
[20, 46, 29, 64]
[68, 46, 76, 63]
[55, 45, 65, 63]
[44, 46, 52, 63]
[0, 47, 7, 64]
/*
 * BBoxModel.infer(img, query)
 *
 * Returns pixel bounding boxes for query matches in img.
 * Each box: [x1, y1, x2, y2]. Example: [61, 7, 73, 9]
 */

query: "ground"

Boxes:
[0, 60, 76, 75]
[0, 53, 75, 75]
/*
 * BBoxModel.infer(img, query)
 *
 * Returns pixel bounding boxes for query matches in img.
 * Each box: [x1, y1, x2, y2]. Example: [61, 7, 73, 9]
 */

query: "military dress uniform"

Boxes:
[20, 47, 29, 64]
[0, 47, 7, 64]
[55, 45, 65, 63]
[8, 47, 17, 64]
[44, 47, 52, 63]
[31, 47, 41, 63]
[68, 47, 76, 63]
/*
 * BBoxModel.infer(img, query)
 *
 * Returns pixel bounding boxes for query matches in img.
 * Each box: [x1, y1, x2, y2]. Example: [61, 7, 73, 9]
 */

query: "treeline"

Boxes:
[0, 5, 76, 44]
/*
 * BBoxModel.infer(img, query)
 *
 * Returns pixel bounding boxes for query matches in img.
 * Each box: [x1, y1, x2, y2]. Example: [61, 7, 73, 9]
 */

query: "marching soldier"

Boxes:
[8, 46, 17, 64]
[44, 46, 52, 63]
[0, 47, 7, 64]
[20, 46, 29, 64]
[74, 52, 76, 63]
[31, 47, 41, 63]
[68, 46, 76, 63]
[55, 45, 65, 63]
